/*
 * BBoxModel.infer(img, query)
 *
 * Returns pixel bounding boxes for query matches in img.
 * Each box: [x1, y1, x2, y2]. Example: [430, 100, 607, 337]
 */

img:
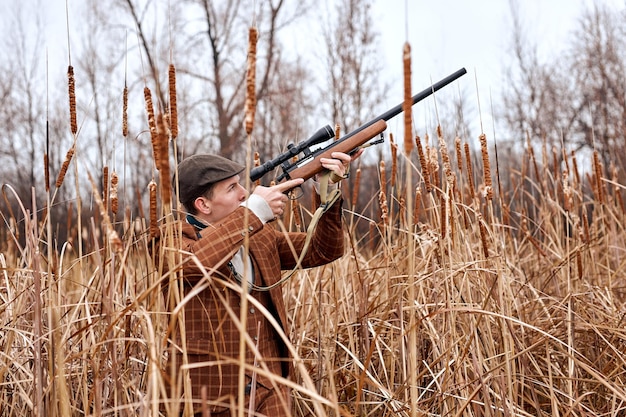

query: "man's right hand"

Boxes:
[252, 178, 304, 218]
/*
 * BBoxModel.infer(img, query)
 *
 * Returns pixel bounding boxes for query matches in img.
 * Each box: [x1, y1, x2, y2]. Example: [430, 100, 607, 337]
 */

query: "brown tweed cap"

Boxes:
[175, 154, 245, 206]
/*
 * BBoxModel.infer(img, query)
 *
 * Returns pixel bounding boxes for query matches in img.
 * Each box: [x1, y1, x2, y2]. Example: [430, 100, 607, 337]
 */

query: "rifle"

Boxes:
[250, 67, 467, 184]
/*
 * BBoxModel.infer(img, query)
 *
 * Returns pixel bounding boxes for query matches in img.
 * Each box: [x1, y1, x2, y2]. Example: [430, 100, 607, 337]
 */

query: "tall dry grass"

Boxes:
[1, 43, 626, 417]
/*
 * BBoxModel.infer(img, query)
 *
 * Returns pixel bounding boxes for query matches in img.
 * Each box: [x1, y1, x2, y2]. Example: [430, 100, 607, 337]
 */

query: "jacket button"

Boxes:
[249, 307, 255, 314]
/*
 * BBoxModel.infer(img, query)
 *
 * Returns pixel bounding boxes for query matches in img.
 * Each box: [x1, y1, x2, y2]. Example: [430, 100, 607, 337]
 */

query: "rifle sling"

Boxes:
[242, 170, 341, 292]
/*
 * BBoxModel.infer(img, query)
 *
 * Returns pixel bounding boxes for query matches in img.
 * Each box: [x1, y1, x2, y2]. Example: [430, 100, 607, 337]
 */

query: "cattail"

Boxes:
[149, 180, 158, 239]
[479, 133, 493, 200]
[402, 42, 413, 155]
[576, 251, 583, 281]
[415, 135, 431, 192]
[110, 171, 119, 215]
[157, 113, 171, 205]
[477, 213, 489, 258]
[454, 136, 463, 173]
[448, 188, 455, 242]
[563, 170, 573, 213]
[102, 166, 109, 212]
[527, 133, 541, 185]
[68, 65, 77, 134]
[552, 146, 559, 186]
[390, 133, 397, 188]
[427, 144, 440, 190]
[437, 125, 455, 188]
[592, 150, 604, 204]
[379, 161, 388, 226]
[56, 145, 75, 188]
[244, 27, 258, 135]
[571, 150, 580, 186]
[122, 85, 128, 137]
[253, 151, 261, 185]
[413, 186, 421, 224]
[335, 123, 341, 140]
[464, 143, 475, 200]
[44, 153, 50, 193]
[352, 167, 361, 208]
[144, 87, 158, 167]
[168, 64, 178, 139]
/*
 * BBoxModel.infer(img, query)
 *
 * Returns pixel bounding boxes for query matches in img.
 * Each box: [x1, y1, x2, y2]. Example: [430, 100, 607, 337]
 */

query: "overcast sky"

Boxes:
[6, 0, 626, 137]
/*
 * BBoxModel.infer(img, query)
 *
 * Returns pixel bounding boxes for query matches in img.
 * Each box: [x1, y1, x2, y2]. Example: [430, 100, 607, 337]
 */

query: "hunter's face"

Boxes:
[202, 175, 248, 223]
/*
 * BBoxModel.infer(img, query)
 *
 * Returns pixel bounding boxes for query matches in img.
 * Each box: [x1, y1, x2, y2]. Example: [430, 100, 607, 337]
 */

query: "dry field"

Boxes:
[1, 53, 626, 417]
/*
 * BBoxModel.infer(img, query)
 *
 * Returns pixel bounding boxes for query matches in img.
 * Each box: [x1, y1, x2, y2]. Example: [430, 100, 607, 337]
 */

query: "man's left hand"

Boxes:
[319, 150, 363, 184]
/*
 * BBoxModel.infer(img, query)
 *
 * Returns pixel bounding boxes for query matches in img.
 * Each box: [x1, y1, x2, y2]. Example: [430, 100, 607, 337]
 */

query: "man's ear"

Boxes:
[194, 197, 211, 215]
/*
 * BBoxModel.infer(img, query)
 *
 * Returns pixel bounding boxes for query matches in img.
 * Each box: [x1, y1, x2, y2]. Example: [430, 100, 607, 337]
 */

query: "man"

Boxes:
[160, 151, 356, 416]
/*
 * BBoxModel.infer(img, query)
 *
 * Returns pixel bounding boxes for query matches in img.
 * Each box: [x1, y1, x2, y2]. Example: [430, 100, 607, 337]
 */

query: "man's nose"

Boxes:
[239, 184, 248, 200]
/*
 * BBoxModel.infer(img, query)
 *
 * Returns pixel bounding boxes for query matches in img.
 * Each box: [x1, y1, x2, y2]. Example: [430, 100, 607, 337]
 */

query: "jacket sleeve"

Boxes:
[274, 196, 345, 270]
[177, 207, 265, 283]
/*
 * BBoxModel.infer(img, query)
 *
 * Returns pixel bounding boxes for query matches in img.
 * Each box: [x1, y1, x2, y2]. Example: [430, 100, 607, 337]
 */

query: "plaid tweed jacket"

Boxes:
[159, 197, 344, 413]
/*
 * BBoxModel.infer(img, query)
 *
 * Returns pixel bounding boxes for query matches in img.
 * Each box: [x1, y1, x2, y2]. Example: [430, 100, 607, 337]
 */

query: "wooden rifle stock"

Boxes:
[280, 119, 387, 182]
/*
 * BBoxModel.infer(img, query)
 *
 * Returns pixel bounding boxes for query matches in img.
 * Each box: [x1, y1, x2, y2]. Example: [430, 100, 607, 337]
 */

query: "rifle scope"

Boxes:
[250, 125, 335, 182]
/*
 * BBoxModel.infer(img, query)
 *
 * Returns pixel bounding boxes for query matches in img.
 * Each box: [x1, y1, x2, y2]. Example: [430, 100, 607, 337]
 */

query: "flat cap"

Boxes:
[175, 154, 245, 206]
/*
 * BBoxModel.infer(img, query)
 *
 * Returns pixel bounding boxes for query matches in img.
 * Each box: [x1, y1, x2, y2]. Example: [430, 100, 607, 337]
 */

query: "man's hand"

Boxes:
[252, 178, 304, 218]
[319, 150, 363, 183]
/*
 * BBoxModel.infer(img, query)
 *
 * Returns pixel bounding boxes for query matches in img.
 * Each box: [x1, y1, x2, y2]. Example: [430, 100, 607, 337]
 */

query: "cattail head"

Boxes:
[149, 180, 158, 239]
[437, 125, 455, 188]
[253, 151, 261, 185]
[68, 65, 77, 135]
[454, 136, 463, 173]
[122, 85, 128, 137]
[156, 113, 171, 205]
[464, 142, 475, 201]
[415, 134, 431, 192]
[563, 170, 573, 212]
[168, 64, 178, 139]
[244, 26, 258, 135]
[479, 133, 493, 200]
[44, 153, 50, 193]
[352, 167, 361, 208]
[390, 133, 397, 188]
[144, 87, 158, 168]
[413, 186, 421, 224]
[402, 42, 413, 155]
[592, 150, 604, 204]
[111, 171, 119, 215]
[102, 166, 109, 212]
[379, 161, 388, 225]
[56, 145, 75, 189]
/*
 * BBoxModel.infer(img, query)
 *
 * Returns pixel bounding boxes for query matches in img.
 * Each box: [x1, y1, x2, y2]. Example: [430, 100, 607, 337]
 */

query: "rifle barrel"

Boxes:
[340, 67, 467, 141]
